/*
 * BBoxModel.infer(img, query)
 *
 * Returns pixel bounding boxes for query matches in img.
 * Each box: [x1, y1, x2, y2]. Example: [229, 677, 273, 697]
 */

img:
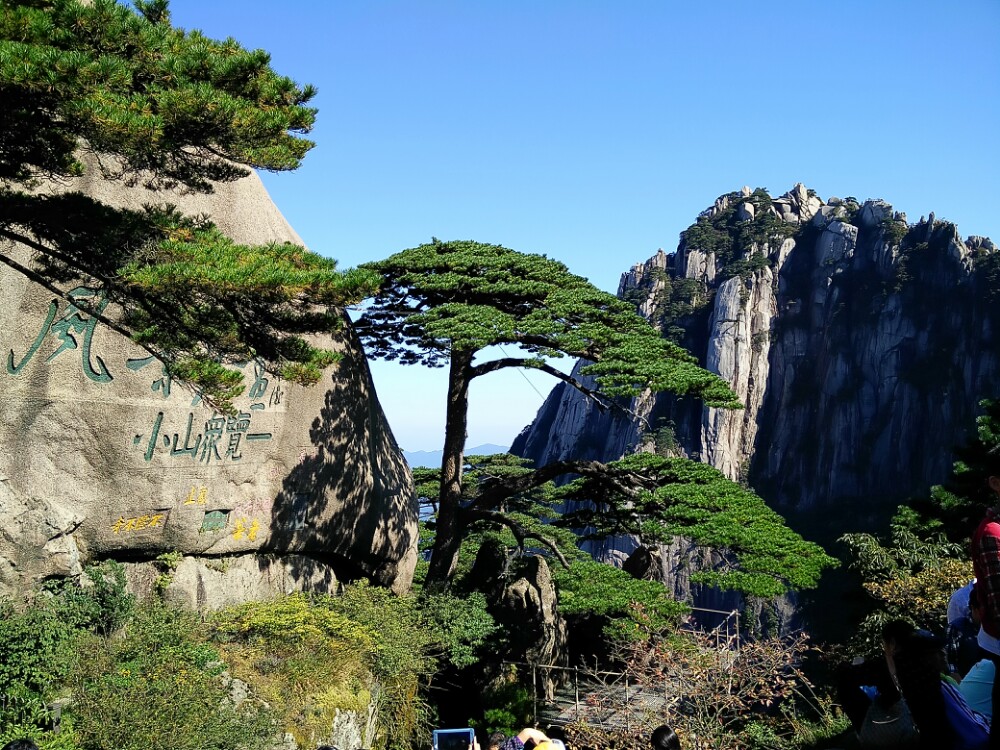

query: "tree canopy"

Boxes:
[555, 453, 836, 597]
[356, 239, 741, 406]
[1, 0, 377, 407]
[416, 452, 834, 601]
[355, 239, 826, 588]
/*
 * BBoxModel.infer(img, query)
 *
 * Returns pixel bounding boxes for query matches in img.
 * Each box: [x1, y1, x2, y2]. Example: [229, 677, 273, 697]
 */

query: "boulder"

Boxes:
[0, 164, 419, 602]
[501, 555, 568, 698]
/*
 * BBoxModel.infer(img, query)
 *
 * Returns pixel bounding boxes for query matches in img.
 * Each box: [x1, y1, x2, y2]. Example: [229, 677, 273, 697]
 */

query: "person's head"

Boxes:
[488, 734, 506, 750]
[650, 724, 681, 750]
[970, 583, 983, 625]
[897, 629, 949, 676]
[2, 741, 41, 750]
[881, 619, 915, 655]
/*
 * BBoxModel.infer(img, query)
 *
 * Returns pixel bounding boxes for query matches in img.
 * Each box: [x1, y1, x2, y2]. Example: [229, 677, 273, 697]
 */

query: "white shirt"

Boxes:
[978, 625, 1000, 656]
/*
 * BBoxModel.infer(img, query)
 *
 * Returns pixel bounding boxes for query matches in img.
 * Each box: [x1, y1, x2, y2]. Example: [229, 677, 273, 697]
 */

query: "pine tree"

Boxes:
[1, 0, 378, 407]
[354, 239, 835, 588]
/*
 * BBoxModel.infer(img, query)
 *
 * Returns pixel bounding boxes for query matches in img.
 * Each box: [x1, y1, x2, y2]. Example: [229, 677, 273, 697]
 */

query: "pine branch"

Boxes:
[462, 507, 571, 568]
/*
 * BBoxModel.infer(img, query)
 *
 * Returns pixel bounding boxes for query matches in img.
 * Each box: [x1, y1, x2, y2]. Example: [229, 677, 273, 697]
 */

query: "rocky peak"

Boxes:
[515, 184, 1000, 551]
[771, 183, 823, 224]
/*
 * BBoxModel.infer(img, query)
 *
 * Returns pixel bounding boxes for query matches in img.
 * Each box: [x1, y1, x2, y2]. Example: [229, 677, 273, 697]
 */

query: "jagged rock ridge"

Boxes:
[513, 184, 999, 601]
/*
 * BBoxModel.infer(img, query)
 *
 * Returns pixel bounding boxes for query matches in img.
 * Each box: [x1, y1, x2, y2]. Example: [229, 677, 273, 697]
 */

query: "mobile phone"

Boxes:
[433, 728, 475, 750]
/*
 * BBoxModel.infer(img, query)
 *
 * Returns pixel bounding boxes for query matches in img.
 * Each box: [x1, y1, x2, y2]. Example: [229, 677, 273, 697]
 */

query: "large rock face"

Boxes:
[0, 166, 419, 602]
[513, 185, 999, 600]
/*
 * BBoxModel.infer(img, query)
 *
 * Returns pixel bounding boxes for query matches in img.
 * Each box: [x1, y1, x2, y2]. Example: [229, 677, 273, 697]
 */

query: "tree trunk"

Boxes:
[425, 349, 473, 587]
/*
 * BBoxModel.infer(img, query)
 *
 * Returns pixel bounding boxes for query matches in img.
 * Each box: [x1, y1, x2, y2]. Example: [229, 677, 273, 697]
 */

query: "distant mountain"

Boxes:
[403, 443, 508, 468]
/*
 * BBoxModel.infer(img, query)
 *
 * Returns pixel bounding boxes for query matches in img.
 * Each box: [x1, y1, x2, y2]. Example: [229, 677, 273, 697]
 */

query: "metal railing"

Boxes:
[503, 606, 740, 728]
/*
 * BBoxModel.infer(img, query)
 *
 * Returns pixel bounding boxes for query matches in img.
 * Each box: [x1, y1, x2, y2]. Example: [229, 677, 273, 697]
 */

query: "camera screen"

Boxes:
[433, 729, 474, 750]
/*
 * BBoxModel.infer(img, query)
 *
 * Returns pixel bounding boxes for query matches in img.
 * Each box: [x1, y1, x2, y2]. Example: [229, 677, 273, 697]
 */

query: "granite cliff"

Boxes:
[513, 185, 999, 599]
[0, 164, 419, 605]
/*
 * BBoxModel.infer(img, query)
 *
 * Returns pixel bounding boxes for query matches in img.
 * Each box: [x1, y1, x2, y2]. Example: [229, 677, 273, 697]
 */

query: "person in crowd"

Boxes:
[497, 727, 550, 750]
[1, 742, 41, 750]
[960, 656, 996, 720]
[959, 584, 997, 719]
[837, 619, 913, 736]
[893, 627, 989, 750]
[970, 448, 1000, 747]
[650, 724, 682, 750]
[488, 733, 508, 750]
[950, 579, 984, 678]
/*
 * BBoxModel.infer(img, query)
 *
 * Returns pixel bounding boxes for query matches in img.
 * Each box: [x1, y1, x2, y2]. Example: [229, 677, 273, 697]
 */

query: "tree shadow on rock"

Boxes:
[265, 328, 417, 594]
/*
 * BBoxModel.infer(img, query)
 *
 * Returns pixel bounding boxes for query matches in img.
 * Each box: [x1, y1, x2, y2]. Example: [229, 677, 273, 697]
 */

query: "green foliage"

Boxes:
[840, 399, 999, 651]
[974, 244, 1000, 312]
[416, 454, 567, 563]
[415, 452, 832, 650]
[839, 509, 963, 586]
[661, 188, 794, 344]
[868, 399, 1000, 547]
[0, 598, 78, 729]
[836, 196, 861, 225]
[0, 0, 379, 410]
[652, 419, 679, 456]
[2, 573, 452, 750]
[211, 593, 377, 746]
[556, 454, 837, 597]
[552, 559, 688, 642]
[880, 215, 909, 246]
[50, 560, 135, 634]
[0, 563, 134, 744]
[213, 587, 437, 750]
[70, 601, 276, 750]
[357, 239, 739, 407]
[841, 508, 970, 652]
[153, 550, 183, 594]
[718, 249, 770, 283]
[0, 726, 79, 750]
[418, 591, 499, 669]
[681, 215, 734, 257]
[212, 592, 373, 650]
[0, 0, 316, 186]
[679, 188, 793, 269]
[650, 276, 707, 345]
[357, 238, 743, 584]
[922, 398, 1000, 534]
[474, 672, 533, 736]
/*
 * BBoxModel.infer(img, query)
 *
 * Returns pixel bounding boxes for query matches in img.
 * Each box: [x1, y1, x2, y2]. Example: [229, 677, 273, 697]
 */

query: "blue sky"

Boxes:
[168, 0, 1000, 452]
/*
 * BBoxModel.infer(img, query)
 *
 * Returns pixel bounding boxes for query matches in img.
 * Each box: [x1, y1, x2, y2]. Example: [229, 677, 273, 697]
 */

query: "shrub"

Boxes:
[0, 600, 75, 693]
[50, 560, 135, 635]
[419, 591, 499, 669]
[212, 587, 438, 750]
[69, 600, 275, 750]
[211, 593, 375, 747]
[475, 670, 533, 736]
[0, 598, 78, 730]
[563, 630, 843, 750]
